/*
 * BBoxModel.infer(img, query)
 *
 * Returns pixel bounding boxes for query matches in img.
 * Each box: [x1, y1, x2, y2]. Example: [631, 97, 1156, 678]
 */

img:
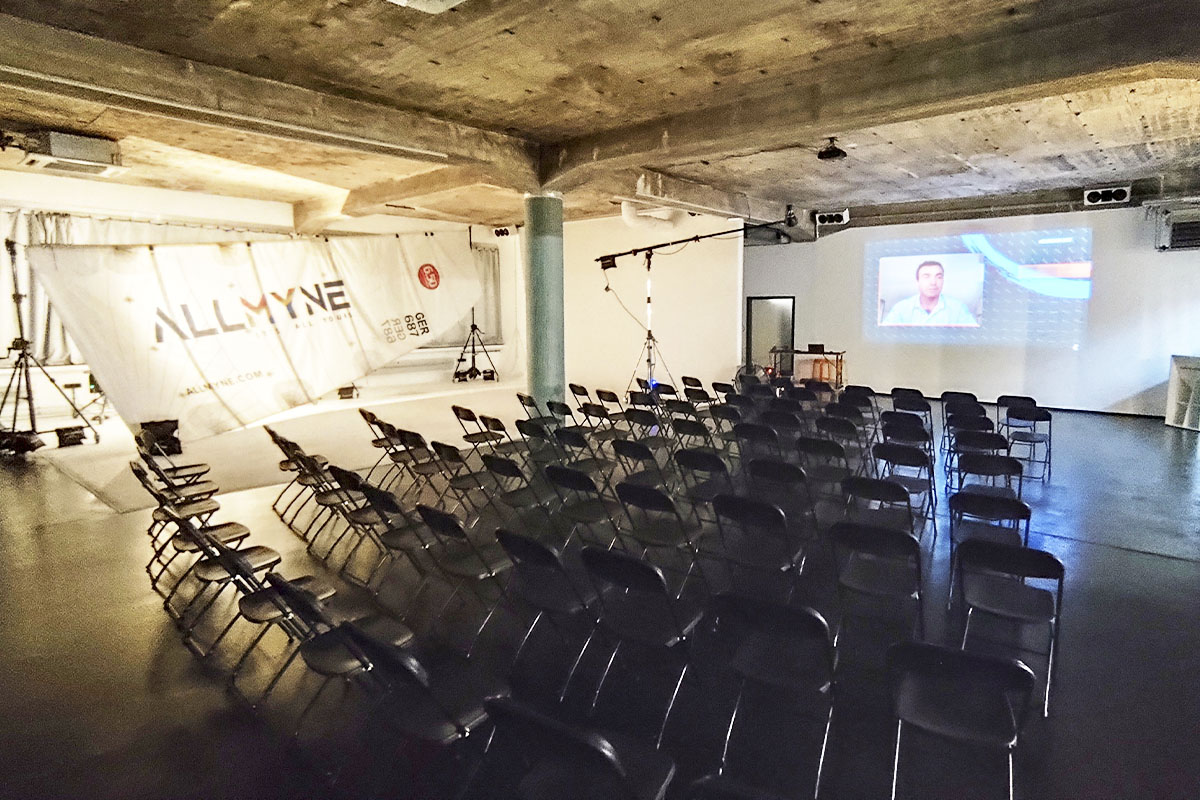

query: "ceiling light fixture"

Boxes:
[817, 137, 848, 161]
[384, 0, 473, 13]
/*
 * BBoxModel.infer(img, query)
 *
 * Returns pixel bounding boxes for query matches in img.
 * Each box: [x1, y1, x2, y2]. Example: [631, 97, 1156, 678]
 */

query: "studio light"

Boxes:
[817, 137, 848, 161]
[599, 255, 618, 271]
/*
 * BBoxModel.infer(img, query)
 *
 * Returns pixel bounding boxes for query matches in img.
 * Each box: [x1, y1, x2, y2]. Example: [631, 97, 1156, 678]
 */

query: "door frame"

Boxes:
[744, 295, 796, 371]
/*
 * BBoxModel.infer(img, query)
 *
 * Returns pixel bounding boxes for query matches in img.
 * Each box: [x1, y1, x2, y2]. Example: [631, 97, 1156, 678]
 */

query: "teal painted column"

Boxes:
[523, 194, 565, 404]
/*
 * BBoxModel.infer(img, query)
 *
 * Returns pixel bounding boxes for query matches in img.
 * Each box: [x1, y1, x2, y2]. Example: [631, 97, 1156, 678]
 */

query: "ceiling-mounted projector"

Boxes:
[384, 0, 472, 12]
[21, 131, 126, 178]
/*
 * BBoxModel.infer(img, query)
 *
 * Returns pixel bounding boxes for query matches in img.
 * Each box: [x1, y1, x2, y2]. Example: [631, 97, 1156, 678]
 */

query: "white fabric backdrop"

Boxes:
[0, 210, 290, 364]
[27, 232, 480, 438]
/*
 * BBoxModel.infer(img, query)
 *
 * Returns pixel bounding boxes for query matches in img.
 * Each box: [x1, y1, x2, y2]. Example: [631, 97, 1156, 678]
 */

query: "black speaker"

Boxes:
[139, 420, 181, 456]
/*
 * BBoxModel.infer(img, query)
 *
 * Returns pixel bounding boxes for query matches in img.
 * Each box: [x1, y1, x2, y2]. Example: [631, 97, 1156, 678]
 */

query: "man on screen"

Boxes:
[882, 260, 978, 326]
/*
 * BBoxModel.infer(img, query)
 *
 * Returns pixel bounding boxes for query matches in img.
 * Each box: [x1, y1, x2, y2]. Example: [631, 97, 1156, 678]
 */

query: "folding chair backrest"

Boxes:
[416, 504, 468, 540]
[745, 457, 808, 492]
[361, 483, 406, 517]
[830, 520, 921, 561]
[685, 388, 713, 405]
[623, 408, 659, 429]
[581, 545, 668, 595]
[517, 392, 544, 417]
[953, 430, 1009, 452]
[452, 405, 480, 424]
[547, 400, 576, 422]
[328, 464, 366, 492]
[653, 383, 678, 399]
[616, 482, 676, 515]
[569, 383, 591, 405]
[545, 464, 599, 494]
[709, 405, 743, 426]
[843, 475, 910, 505]
[949, 491, 1032, 522]
[887, 642, 1036, 722]
[706, 593, 834, 670]
[956, 539, 1064, 582]
[674, 447, 729, 476]
[553, 426, 591, 452]
[712, 493, 788, 535]
[881, 410, 925, 430]
[515, 418, 554, 444]
[495, 528, 563, 570]
[681, 376, 703, 389]
[712, 381, 736, 399]
[431, 440, 468, 465]
[628, 391, 657, 409]
[872, 442, 931, 470]
[945, 399, 988, 419]
[1007, 405, 1052, 424]
[596, 388, 623, 407]
[947, 414, 994, 433]
[483, 696, 633, 785]
[940, 390, 978, 406]
[957, 452, 1023, 480]
[672, 418, 712, 441]
[892, 395, 932, 414]
[482, 454, 524, 480]
[611, 438, 655, 465]
[891, 387, 925, 401]
[796, 435, 847, 463]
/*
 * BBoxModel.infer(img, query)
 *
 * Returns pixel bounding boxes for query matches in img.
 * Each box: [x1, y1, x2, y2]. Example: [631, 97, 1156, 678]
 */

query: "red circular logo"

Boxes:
[417, 263, 440, 290]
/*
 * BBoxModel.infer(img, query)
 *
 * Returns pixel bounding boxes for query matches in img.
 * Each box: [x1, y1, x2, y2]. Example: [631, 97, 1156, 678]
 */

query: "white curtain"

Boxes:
[0, 210, 291, 365]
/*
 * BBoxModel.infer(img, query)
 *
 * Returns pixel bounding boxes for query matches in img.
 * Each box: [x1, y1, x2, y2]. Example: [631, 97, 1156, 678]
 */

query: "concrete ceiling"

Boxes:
[0, 1, 1196, 233]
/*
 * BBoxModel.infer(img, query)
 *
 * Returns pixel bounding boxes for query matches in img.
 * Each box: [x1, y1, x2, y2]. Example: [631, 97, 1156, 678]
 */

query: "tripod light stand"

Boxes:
[452, 308, 498, 382]
[625, 250, 677, 392]
[0, 240, 98, 453]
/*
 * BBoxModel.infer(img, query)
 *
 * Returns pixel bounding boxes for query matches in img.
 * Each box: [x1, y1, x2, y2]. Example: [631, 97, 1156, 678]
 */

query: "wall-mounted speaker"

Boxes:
[813, 209, 850, 226]
[1082, 186, 1131, 206]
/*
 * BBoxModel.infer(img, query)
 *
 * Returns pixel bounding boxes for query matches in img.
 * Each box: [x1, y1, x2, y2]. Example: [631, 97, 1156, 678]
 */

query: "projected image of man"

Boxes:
[882, 260, 978, 326]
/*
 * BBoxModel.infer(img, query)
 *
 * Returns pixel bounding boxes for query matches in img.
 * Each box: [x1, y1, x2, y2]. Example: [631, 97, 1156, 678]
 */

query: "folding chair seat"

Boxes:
[569, 382, 592, 410]
[685, 386, 716, 415]
[615, 482, 714, 591]
[946, 492, 1032, 606]
[595, 388, 629, 426]
[708, 404, 744, 458]
[543, 464, 624, 546]
[733, 422, 783, 462]
[830, 521, 924, 644]
[134, 430, 211, 483]
[842, 476, 916, 538]
[697, 595, 835, 800]
[478, 414, 529, 459]
[995, 394, 1037, 429]
[954, 539, 1063, 716]
[416, 504, 513, 654]
[814, 416, 870, 474]
[624, 406, 674, 453]
[494, 528, 598, 674]
[611, 438, 674, 490]
[724, 393, 758, 421]
[481, 453, 559, 522]
[759, 410, 807, 452]
[431, 440, 497, 514]
[653, 382, 680, 401]
[548, 399, 588, 435]
[518, 392, 559, 428]
[358, 408, 404, 483]
[886, 642, 1036, 800]
[890, 393, 933, 433]
[576, 546, 703, 747]
[710, 494, 807, 602]
[673, 448, 738, 514]
[579, 401, 624, 443]
[794, 436, 853, 499]
[871, 442, 937, 541]
[1005, 405, 1052, 481]
[514, 418, 562, 464]
[453, 404, 505, 463]
[711, 381, 737, 402]
[474, 696, 676, 800]
[554, 426, 619, 487]
[954, 452, 1024, 500]
[672, 417, 721, 455]
[804, 380, 835, 405]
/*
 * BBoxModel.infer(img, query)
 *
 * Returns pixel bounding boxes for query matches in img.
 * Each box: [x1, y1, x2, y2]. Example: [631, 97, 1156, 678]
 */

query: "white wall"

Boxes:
[744, 207, 1200, 415]
[562, 213, 743, 394]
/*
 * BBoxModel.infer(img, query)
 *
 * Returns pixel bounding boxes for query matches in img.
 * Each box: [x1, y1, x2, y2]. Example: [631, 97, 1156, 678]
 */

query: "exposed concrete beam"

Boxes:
[343, 166, 490, 216]
[293, 191, 350, 235]
[624, 170, 792, 224]
[542, 3, 1200, 191]
[0, 13, 539, 191]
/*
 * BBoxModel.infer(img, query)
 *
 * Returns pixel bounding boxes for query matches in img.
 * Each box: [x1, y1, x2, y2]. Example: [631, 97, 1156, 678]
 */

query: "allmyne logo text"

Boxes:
[155, 280, 350, 343]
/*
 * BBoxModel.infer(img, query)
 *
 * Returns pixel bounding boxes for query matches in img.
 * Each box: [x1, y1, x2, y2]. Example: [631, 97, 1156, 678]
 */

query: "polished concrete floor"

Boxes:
[1, 409, 1199, 799]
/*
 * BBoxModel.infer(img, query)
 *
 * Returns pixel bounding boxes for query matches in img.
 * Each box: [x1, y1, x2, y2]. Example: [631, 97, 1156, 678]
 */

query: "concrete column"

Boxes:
[523, 193, 565, 403]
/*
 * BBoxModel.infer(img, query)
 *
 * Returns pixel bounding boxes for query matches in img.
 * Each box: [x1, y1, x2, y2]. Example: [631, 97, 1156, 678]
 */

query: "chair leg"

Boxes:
[960, 607, 974, 649]
[890, 719, 903, 800]
[656, 661, 688, 749]
[1008, 749, 1015, 800]
[1044, 618, 1057, 717]
[718, 680, 745, 776]
[814, 702, 834, 800]
[589, 640, 621, 715]
[293, 673, 336, 739]
[509, 610, 543, 673]
[559, 627, 596, 703]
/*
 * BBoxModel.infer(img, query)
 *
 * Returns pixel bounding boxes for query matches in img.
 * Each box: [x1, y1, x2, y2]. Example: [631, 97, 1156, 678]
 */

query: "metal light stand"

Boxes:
[625, 250, 677, 392]
[452, 308, 499, 382]
[0, 240, 99, 451]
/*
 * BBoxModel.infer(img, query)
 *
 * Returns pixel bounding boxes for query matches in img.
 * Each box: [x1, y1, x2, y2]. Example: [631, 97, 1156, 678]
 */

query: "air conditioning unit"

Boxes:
[1082, 185, 1131, 206]
[1154, 206, 1200, 251]
[20, 132, 126, 178]
[813, 209, 850, 227]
